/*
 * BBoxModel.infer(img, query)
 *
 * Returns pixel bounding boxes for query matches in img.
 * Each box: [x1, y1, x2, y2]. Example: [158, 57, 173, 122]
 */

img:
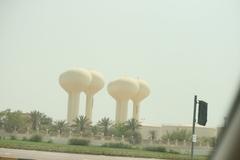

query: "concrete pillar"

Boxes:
[85, 94, 94, 121]
[116, 100, 128, 123]
[67, 92, 80, 124]
[133, 102, 140, 121]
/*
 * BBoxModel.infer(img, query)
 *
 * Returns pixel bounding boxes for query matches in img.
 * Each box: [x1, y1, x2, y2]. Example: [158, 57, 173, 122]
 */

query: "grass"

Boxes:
[0, 139, 207, 160]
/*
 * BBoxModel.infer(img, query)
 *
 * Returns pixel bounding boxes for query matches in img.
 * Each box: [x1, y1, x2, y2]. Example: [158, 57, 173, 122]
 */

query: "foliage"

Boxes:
[30, 110, 52, 131]
[97, 117, 112, 136]
[22, 137, 28, 141]
[91, 125, 99, 136]
[0, 109, 29, 133]
[47, 139, 53, 143]
[126, 130, 142, 144]
[126, 119, 141, 132]
[0, 109, 53, 133]
[0, 139, 208, 160]
[111, 122, 128, 137]
[40, 114, 53, 130]
[30, 111, 42, 130]
[10, 135, 17, 140]
[29, 134, 42, 142]
[68, 138, 90, 146]
[161, 129, 191, 142]
[168, 149, 180, 154]
[143, 146, 166, 152]
[102, 143, 132, 149]
[198, 137, 216, 147]
[72, 115, 91, 133]
[149, 130, 157, 141]
[52, 120, 68, 135]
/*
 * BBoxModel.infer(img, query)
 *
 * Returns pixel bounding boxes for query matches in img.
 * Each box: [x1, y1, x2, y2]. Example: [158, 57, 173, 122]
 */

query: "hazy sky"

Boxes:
[0, 0, 239, 127]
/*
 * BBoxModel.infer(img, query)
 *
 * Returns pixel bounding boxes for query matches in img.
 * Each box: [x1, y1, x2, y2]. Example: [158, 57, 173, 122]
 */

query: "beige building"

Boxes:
[139, 124, 217, 140]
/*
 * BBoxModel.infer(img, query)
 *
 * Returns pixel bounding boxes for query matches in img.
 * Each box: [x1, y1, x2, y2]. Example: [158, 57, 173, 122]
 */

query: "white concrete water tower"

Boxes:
[59, 68, 92, 124]
[107, 77, 139, 123]
[84, 70, 104, 122]
[131, 79, 150, 121]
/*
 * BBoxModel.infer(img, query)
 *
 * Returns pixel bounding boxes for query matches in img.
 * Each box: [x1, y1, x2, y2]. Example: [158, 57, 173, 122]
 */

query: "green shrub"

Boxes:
[10, 135, 17, 140]
[29, 134, 42, 142]
[47, 139, 53, 143]
[126, 131, 142, 144]
[143, 146, 166, 152]
[168, 149, 180, 154]
[22, 137, 28, 141]
[68, 138, 90, 146]
[102, 143, 132, 149]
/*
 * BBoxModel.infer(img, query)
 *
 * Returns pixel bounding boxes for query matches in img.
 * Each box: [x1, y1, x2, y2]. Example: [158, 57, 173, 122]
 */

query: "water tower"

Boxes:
[131, 79, 150, 121]
[107, 77, 139, 123]
[84, 70, 104, 122]
[59, 68, 91, 124]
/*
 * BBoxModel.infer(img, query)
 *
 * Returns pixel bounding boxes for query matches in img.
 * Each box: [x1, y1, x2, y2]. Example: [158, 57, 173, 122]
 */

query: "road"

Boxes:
[0, 148, 161, 160]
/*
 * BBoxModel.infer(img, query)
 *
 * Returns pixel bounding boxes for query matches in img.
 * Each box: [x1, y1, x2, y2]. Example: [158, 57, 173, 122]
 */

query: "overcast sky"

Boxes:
[0, 0, 239, 127]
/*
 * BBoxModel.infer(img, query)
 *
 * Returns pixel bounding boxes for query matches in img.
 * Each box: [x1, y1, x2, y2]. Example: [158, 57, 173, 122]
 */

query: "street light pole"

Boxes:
[191, 95, 197, 160]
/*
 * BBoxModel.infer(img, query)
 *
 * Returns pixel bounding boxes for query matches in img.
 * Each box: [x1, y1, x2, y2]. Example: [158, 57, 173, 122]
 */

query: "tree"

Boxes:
[30, 110, 52, 131]
[52, 120, 68, 135]
[126, 118, 141, 132]
[30, 110, 42, 130]
[72, 115, 91, 133]
[91, 125, 99, 136]
[111, 122, 128, 137]
[125, 119, 142, 144]
[40, 114, 53, 130]
[161, 129, 191, 142]
[149, 130, 157, 141]
[126, 130, 142, 144]
[1, 109, 29, 133]
[97, 117, 112, 136]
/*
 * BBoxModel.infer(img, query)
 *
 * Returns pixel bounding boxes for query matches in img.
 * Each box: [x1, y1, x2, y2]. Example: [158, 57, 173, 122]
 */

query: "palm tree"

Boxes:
[97, 117, 112, 136]
[126, 118, 141, 132]
[72, 115, 91, 133]
[149, 130, 157, 141]
[30, 110, 42, 130]
[53, 120, 68, 135]
[91, 125, 99, 136]
[112, 122, 128, 137]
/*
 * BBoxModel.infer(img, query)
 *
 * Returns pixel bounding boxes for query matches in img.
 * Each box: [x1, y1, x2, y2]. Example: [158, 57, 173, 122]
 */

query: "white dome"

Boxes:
[132, 79, 150, 103]
[85, 70, 105, 95]
[107, 77, 139, 100]
[59, 68, 92, 93]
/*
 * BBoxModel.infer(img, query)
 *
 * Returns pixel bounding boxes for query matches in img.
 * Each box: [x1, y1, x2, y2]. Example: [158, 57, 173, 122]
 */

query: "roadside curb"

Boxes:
[0, 157, 34, 160]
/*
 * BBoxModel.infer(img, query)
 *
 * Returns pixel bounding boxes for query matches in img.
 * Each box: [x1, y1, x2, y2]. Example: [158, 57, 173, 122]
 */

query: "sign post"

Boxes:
[191, 95, 208, 160]
[191, 95, 197, 160]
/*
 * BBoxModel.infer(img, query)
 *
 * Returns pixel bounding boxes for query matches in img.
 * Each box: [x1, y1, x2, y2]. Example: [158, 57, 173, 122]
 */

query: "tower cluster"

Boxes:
[59, 68, 150, 124]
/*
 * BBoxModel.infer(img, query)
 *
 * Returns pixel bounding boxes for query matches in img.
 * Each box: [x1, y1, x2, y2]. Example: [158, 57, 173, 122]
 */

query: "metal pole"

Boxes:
[191, 95, 197, 160]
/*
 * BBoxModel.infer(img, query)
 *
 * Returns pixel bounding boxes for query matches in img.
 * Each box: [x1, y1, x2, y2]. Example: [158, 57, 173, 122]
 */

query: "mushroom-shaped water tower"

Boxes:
[107, 77, 139, 123]
[84, 70, 104, 122]
[59, 68, 92, 124]
[131, 79, 150, 121]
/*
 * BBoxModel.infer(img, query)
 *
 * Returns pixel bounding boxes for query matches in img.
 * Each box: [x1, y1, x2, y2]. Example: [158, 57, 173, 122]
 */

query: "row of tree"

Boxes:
[0, 109, 142, 144]
[0, 109, 215, 146]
